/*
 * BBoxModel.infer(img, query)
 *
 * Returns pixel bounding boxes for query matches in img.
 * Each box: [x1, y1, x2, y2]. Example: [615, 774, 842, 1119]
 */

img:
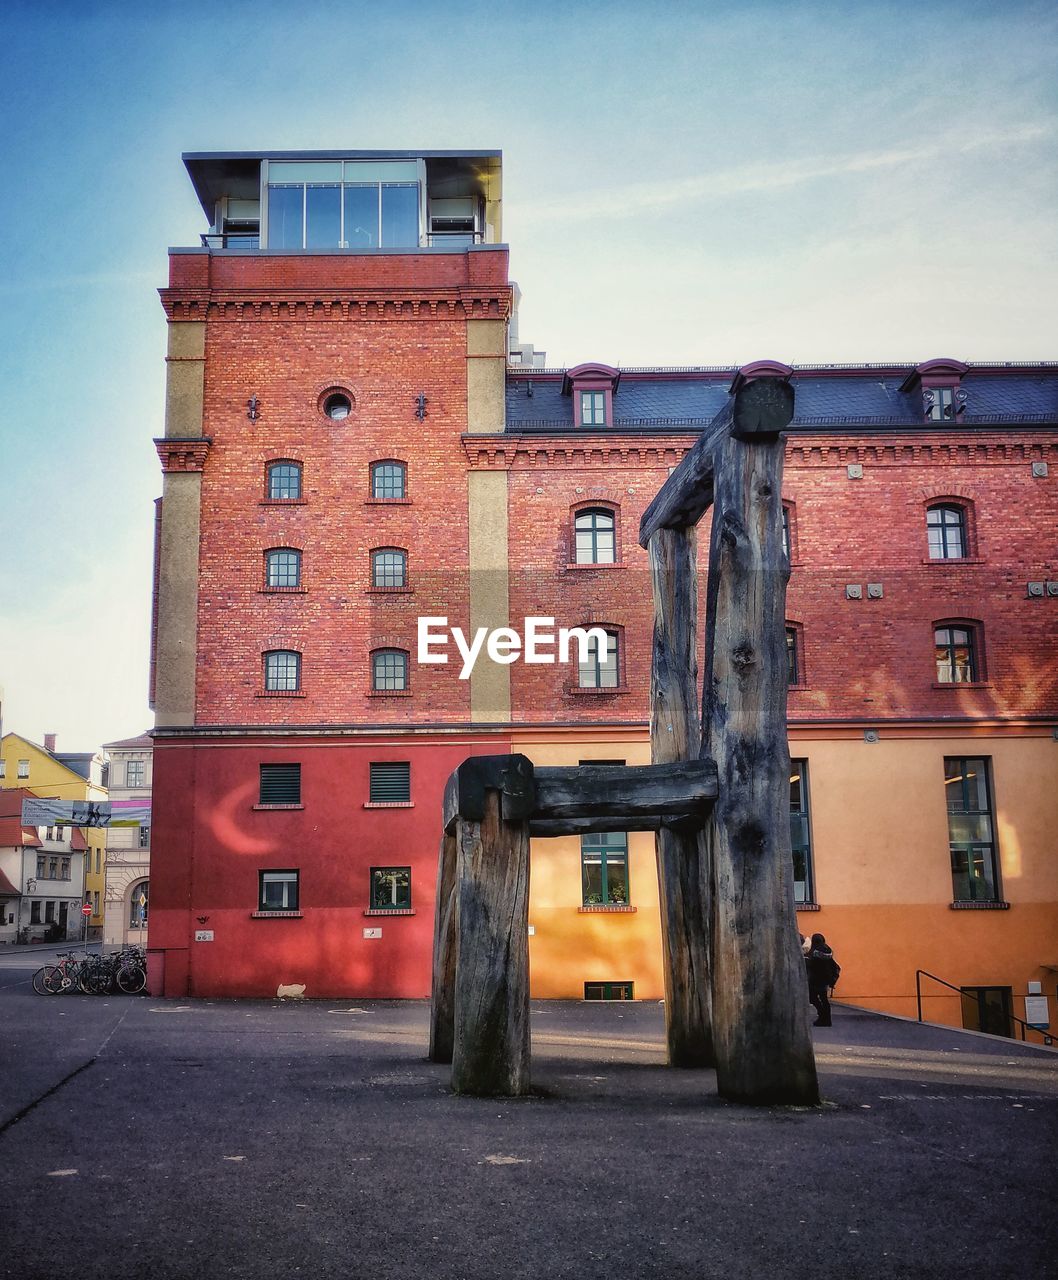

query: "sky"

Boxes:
[0, 0, 1055, 753]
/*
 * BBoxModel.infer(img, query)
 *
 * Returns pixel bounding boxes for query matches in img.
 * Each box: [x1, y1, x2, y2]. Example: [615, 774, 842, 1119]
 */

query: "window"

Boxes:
[786, 627, 801, 686]
[31, 901, 41, 924]
[372, 650, 409, 692]
[322, 392, 352, 420]
[573, 509, 616, 565]
[93, 890, 100, 917]
[581, 832, 629, 905]
[265, 548, 302, 589]
[265, 160, 420, 250]
[258, 870, 298, 912]
[259, 763, 301, 805]
[372, 548, 407, 589]
[926, 504, 966, 560]
[960, 986, 1012, 1038]
[371, 866, 411, 910]
[578, 631, 619, 689]
[946, 758, 1000, 903]
[44, 900, 55, 924]
[94, 849, 101, 875]
[61, 858, 70, 880]
[371, 461, 407, 500]
[584, 981, 634, 1001]
[264, 650, 302, 692]
[790, 762, 814, 905]
[267, 461, 302, 501]
[49, 858, 57, 879]
[126, 759, 145, 787]
[0, 760, 5, 777]
[18, 759, 29, 778]
[926, 387, 955, 421]
[935, 624, 979, 683]
[130, 880, 149, 926]
[369, 762, 410, 803]
[138, 825, 150, 849]
[36, 855, 45, 878]
[579, 390, 607, 426]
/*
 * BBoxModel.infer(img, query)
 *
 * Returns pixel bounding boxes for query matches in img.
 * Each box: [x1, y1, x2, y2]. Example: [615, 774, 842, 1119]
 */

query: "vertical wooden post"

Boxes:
[428, 831, 458, 1064]
[701, 426, 819, 1106]
[649, 526, 714, 1067]
[451, 790, 531, 1096]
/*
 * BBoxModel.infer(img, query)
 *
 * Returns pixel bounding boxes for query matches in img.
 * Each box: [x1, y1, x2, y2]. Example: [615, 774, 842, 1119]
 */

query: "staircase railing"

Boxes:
[915, 970, 1054, 1047]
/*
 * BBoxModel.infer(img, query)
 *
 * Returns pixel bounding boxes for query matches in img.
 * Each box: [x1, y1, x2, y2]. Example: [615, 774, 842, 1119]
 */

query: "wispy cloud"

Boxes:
[517, 123, 1057, 225]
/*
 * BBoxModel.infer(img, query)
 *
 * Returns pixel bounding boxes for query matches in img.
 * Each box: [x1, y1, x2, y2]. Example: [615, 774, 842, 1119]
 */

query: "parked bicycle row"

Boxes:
[32, 947, 147, 996]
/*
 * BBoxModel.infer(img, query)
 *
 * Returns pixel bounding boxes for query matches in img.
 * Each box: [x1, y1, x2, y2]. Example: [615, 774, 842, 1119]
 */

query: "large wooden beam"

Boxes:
[451, 792, 531, 1097]
[532, 760, 717, 823]
[649, 525, 714, 1068]
[443, 753, 535, 833]
[528, 814, 702, 838]
[700, 422, 819, 1106]
[638, 378, 794, 546]
[428, 831, 458, 1064]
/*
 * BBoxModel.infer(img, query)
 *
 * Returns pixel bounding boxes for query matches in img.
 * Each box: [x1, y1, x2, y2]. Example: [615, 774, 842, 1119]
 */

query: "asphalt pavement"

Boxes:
[1, 958, 1056, 1280]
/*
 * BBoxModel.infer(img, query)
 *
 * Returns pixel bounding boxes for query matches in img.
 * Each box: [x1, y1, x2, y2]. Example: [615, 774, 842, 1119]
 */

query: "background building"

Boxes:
[102, 733, 152, 950]
[149, 149, 1058, 1039]
[0, 788, 88, 944]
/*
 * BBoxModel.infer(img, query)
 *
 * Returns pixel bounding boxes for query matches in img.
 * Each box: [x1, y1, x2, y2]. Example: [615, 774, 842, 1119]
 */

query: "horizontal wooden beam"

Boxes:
[531, 760, 717, 823]
[638, 378, 794, 546]
[529, 814, 706, 838]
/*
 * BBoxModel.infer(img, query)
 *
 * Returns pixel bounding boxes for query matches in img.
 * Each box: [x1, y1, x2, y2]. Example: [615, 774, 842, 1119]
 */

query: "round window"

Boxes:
[323, 392, 352, 420]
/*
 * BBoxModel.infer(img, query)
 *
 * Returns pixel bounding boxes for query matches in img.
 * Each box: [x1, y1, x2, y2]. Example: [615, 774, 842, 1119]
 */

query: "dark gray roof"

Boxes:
[504, 365, 1058, 432]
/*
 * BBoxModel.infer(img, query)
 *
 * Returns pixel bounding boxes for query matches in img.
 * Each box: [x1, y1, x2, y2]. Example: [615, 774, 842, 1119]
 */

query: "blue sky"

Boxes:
[0, 0, 1055, 751]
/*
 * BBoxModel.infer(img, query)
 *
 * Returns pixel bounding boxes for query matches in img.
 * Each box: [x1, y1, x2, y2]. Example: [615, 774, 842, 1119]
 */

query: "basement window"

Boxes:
[584, 982, 634, 1001]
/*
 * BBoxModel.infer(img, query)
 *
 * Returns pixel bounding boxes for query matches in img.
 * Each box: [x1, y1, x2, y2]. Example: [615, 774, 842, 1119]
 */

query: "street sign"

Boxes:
[81, 904, 92, 917]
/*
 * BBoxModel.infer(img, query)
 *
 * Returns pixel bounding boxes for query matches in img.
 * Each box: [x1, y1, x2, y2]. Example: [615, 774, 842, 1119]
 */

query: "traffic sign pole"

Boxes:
[82, 901, 92, 953]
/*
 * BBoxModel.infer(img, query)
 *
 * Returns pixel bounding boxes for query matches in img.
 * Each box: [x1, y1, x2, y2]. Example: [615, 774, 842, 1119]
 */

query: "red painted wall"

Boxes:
[150, 735, 510, 998]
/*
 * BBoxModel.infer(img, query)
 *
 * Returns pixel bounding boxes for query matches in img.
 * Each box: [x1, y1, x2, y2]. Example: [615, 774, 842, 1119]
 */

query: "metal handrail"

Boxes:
[915, 969, 1054, 1046]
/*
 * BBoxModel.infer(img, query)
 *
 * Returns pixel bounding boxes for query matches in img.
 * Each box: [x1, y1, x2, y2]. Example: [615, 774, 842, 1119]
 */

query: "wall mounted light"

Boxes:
[247, 396, 260, 421]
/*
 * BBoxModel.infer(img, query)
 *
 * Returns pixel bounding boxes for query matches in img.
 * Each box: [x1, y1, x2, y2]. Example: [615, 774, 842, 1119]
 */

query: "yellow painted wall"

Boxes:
[515, 728, 1058, 1034]
[1, 733, 108, 926]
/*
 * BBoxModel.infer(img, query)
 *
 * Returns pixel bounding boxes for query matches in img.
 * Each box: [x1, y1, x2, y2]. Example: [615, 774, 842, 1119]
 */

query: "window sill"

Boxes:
[795, 902, 821, 912]
[363, 908, 416, 916]
[367, 688, 412, 697]
[252, 803, 304, 811]
[578, 904, 637, 913]
[564, 562, 627, 571]
[931, 681, 993, 690]
[259, 499, 307, 507]
[366, 586, 413, 595]
[259, 587, 308, 595]
[950, 900, 1010, 910]
[364, 498, 413, 506]
[788, 683, 809, 692]
[921, 557, 985, 566]
[256, 690, 307, 698]
[250, 910, 303, 919]
[363, 801, 414, 809]
[567, 685, 630, 696]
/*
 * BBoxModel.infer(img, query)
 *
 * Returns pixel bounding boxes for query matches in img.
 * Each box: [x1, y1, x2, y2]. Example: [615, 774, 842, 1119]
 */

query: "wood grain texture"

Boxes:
[532, 760, 717, 822]
[700, 428, 819, 1105]
[649, 526, 715, 1068]
[428, 832, 458, 1063]
[451, 793, 531, 1096]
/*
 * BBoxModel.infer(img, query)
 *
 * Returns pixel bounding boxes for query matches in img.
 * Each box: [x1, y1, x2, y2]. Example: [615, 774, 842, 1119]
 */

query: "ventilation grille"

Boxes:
[369, 762, 410, 803]
[259, 763, 301, 805]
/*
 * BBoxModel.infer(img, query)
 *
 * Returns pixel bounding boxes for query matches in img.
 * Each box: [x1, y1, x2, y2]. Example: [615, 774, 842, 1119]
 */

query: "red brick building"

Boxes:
[150, 151, 1058, 1037]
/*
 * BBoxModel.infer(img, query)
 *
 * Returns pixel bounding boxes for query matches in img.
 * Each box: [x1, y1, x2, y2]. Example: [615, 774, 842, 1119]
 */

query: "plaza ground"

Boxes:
[1, 950, 1056, 1280]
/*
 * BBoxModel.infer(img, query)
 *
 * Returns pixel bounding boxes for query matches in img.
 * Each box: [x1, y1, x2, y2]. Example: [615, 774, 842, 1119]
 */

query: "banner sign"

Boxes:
[20, 798, 151, 828]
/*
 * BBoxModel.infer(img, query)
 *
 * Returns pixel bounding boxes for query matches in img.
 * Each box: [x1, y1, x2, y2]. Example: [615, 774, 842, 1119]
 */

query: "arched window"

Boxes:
[371, 460, 407, 500]
[129, 880, 149, 929]
[372, 548, 407, 589]
[578, 630, 620, 689]
[926, 504, 967, 560]
[372, 649, 409, 692]
[266, 461, 302, 501]
[264, 650, 302, 692]
[785, 625, 803, 686]
[265, 548, 302, 588]
[573, 508, 616, 565]
[934, 623, 980, 683]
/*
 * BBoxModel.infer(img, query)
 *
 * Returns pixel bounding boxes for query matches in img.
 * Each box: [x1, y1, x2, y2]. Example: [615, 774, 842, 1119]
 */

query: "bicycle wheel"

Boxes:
[32, 966, 54, 995]
[87, 966, 114, 995]
[115, 964, 146, 995]
[42, 966, 71, 994]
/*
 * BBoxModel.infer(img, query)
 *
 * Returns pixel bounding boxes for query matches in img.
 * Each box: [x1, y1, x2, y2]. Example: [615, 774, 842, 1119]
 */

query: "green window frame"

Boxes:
[926, 504, 966, 560]
[573, 508, 616, 564]
[579, 390, 607, 426]
[584, 981, 634, 1001]
[371, 866, 411, 910]
[259, 763, 301, 805]
[945, 757, 1000, 903]
[267, 461, 302, 501]
[581, 832, 629, 905]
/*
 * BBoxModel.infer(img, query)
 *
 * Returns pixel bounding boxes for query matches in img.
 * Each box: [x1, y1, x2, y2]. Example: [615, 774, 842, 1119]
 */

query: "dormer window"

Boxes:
[562, 363, 620, 430]
[900, 359, 969, 424]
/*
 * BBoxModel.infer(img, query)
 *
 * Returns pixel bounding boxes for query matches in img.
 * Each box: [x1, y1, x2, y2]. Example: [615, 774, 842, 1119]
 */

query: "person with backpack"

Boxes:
[805, 932, 840, 1027]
